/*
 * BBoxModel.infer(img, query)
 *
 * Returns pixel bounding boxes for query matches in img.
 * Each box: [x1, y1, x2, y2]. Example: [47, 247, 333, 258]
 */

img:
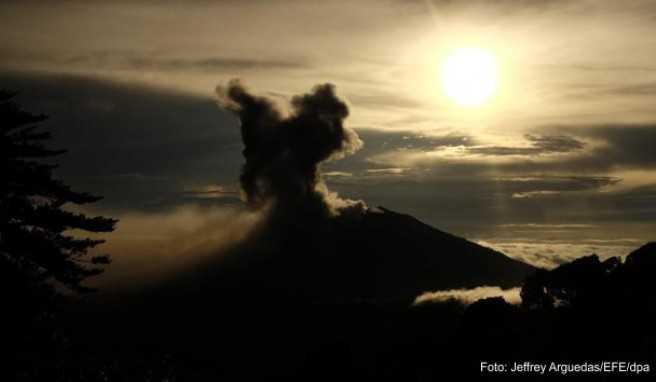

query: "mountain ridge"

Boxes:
[164, 205, 537, 304]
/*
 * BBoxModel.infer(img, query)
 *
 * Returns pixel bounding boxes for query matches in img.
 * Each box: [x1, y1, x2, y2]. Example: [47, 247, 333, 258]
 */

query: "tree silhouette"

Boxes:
[0, 91, 116, 293]
[520, 254, 622, 310]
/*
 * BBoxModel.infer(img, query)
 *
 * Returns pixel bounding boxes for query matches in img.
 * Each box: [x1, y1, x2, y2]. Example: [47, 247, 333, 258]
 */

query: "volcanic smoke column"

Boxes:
[217, 80, 365, 217]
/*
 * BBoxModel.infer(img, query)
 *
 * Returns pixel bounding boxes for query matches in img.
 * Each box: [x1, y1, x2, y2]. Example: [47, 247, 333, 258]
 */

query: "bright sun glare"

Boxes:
[441, 47, 498, 107]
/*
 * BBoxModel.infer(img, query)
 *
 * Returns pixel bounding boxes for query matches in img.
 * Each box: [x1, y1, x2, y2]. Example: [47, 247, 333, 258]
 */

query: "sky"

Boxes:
[2, 0, 656, 279]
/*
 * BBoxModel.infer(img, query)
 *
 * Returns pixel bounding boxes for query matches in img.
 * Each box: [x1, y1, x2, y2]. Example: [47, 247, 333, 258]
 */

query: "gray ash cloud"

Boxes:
[217, 79, 365, 217]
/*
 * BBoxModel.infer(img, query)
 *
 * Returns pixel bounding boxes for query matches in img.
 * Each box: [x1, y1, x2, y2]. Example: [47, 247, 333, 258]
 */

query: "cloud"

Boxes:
[325, 128, 472, 173]
[502, 176, 621, 196]
[414, 286, 521, 306]
[126, 56, 308, 72]
[180, 185, 240, 200]
[581, 125, 656, 169]
[498, 223, 597, 229]
[365, 168, 407, 175]
[43, 51, 310, 73]
[0, 70, 243, 212]
[364, 133, 591, 173]
[366, 124, 656, 176]
[324, 171, 353, 177]
[473, 124, 656, 173]
[321, 126, 656, 232]
[433, 134, 586, 157]
[544, 63, 656, 73]
[360, 128, 472, 152]
[557, 82, 656, 102]
[511, 190, 561, 198]
[477, 239, 640, 269]
[217, 79, 365, 216]
[345, 91, 425, 110]
[399, 0, 577, 15]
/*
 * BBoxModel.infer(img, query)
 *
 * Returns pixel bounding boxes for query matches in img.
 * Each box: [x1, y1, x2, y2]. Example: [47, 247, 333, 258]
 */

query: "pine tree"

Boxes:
[0, 91, 116, 293]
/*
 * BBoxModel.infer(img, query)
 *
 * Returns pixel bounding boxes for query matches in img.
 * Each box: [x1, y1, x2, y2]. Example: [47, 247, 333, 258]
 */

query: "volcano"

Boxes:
[171, 206, 536, 304]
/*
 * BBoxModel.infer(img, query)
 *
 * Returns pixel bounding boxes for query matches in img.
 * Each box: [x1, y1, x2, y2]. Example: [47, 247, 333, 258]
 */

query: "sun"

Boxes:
[440, 47, 499, 107]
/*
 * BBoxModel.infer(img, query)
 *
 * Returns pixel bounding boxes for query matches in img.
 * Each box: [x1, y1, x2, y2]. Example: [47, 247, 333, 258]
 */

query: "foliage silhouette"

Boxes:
[1, 91, 119, 380]
[455, 242, 656, 379]
[0, 91, 116, 293]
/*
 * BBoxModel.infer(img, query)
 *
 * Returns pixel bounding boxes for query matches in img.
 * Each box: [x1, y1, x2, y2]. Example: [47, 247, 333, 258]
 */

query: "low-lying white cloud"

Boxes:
[477, 239, 638, 269]
[414, 286, 521, 306]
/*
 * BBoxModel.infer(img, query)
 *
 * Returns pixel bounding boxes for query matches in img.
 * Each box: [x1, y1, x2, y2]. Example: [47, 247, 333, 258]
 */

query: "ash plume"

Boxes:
[217, 80, 365, 217]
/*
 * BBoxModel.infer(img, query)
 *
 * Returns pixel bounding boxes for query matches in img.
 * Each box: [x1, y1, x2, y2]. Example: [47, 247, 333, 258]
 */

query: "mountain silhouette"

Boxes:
[165, 206, 536, 304]
[66, 205, 536, 380]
